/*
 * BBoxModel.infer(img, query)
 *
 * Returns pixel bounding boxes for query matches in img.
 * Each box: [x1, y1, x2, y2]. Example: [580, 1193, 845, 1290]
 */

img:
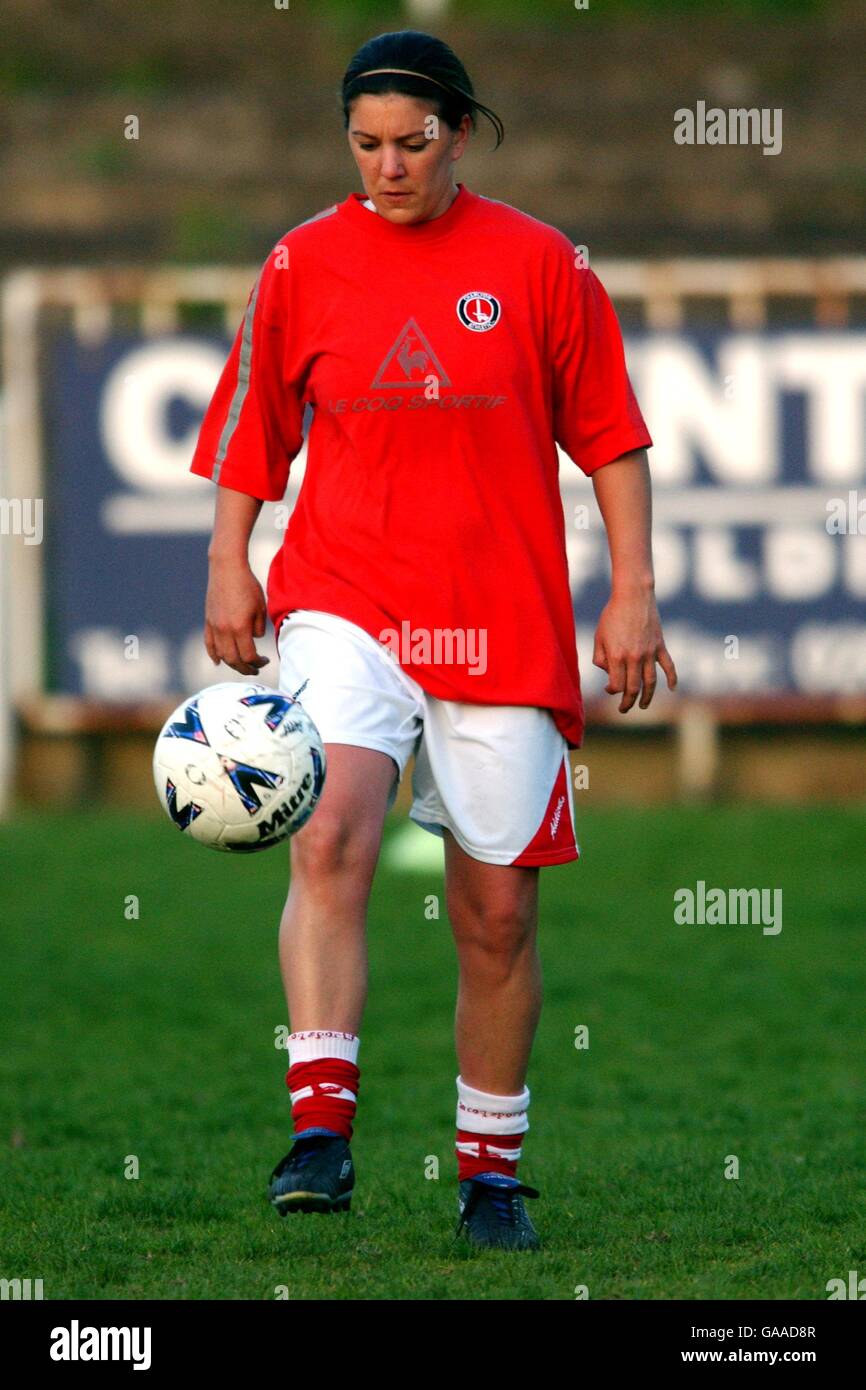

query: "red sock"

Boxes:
[286, 1057, 359, 1141]
[456, 1129, 523, 1182]
[455, 1076, 530, 1182]
[285, 1030, 361, 1142]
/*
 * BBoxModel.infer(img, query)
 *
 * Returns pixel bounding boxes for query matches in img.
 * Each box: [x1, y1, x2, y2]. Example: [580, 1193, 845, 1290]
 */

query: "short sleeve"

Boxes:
[550, 256, 652, 476]
[190, 244, 304, 501]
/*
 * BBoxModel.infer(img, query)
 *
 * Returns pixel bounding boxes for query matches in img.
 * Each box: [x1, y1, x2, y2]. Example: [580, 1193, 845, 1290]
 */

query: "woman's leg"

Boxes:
[269, 742, 397, 1187]
[443, 828, 542, 1208]
[444, 829, 542, 1094]
[279, 742, 397, 1032]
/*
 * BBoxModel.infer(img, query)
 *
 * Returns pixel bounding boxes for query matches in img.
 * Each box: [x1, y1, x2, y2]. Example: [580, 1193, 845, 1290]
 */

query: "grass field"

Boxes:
[1, 803, 864, 1301]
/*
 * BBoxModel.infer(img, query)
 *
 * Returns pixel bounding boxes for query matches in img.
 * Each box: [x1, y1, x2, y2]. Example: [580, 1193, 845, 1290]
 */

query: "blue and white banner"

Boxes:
[46, 329, 866, 700]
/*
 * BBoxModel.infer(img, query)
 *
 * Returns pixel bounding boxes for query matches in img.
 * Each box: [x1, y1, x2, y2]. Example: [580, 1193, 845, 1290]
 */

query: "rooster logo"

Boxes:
[371, 317, 451, 388]
[397, 335, 429, 377]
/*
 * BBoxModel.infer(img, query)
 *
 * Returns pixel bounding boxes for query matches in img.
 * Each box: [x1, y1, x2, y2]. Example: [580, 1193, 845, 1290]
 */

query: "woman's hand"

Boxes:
[589, 450, 677, 712]
[593, 585, 677, 713]
[204, 554, 271, 676]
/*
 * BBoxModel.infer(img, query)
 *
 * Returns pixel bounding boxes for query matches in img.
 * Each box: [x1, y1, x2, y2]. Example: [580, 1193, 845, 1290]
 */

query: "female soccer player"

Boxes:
[191, 29, 676, 1251]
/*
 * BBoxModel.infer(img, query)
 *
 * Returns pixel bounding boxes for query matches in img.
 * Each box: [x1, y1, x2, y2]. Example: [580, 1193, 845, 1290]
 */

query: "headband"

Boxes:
[350, 67, 470, 100]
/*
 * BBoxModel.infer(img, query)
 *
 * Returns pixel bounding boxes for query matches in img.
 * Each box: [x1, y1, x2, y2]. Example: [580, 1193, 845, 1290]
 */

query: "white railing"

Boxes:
[3, 256, 866, 809]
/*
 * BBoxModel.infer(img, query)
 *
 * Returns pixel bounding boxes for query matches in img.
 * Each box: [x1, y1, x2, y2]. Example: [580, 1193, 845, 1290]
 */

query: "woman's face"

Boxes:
[347, 92, 470, 224]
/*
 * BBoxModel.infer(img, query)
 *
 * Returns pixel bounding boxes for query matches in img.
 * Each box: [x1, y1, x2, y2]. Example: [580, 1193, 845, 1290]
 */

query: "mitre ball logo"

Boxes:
[457, 291, 501, 332]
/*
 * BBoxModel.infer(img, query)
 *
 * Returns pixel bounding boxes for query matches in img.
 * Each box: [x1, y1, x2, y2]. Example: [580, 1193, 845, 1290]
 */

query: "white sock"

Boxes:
[287, 1029, 360, 1065]
[456, 1075, 530, 1135]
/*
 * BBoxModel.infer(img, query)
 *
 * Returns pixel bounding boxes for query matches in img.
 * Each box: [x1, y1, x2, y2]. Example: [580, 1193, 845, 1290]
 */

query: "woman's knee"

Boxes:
[289, 743, 395, 885]
[290, 804, 382, 885]
[450, 898, 537, 960]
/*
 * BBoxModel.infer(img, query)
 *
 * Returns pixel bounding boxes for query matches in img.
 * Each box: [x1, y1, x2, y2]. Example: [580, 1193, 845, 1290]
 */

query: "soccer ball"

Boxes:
[153, 682, 326, 852]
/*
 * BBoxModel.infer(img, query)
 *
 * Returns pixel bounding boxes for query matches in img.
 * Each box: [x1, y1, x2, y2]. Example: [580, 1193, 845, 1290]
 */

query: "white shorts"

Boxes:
[277, 609, 578, 868]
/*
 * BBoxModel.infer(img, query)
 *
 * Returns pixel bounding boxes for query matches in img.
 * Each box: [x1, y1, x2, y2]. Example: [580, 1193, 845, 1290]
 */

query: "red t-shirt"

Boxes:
[190, 183, 651, 747]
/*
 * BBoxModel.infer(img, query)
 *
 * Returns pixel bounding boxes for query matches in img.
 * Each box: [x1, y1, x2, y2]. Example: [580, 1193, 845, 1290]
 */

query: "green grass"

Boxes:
[1, 804, 865, 1300]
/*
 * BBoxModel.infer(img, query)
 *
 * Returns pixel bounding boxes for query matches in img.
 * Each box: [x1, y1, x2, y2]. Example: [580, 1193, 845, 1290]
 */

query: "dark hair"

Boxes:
[341, 30, 504, 150]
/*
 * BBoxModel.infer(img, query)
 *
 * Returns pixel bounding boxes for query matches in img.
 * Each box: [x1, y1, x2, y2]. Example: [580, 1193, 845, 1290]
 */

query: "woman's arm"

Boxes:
[204, 484, 270, 676]
[591, 448, 677, 712]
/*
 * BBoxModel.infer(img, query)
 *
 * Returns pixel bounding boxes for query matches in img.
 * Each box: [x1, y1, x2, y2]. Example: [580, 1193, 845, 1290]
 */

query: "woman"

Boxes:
[191, 29, 676, 1251]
